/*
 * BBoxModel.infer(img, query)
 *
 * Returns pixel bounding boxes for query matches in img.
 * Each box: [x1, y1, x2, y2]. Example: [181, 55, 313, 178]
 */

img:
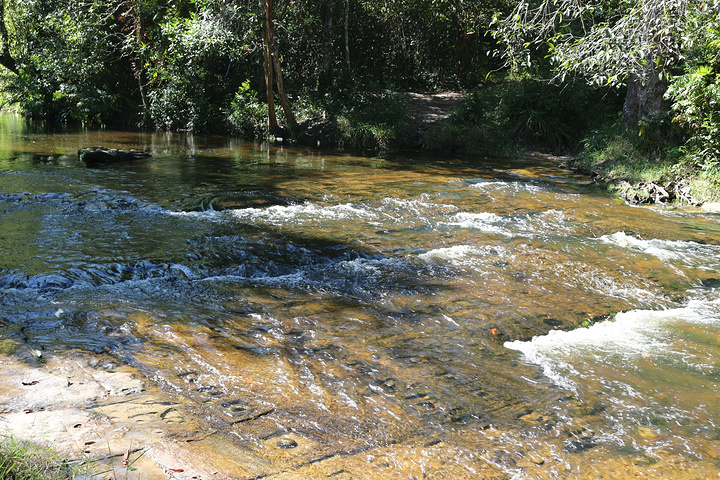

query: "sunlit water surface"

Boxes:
[2, 114, 720, 478]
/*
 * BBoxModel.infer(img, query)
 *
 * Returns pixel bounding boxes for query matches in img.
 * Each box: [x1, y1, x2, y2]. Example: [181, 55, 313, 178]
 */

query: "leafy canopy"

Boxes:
[492, 0, 720, 86]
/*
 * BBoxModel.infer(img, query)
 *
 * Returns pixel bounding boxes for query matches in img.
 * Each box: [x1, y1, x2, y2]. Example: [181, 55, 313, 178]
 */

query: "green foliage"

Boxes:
[667, 68, 720, 163]
[492, 0, 709, 88]
[577, 121, 675, 177]
[333, 91, 407, 150]
[2, 1, 131, 125]
[0, 0, 259, 130]
[0, 0, 516, 131]
[666, 11, 720, 169]
[336, 117, 394, 150]
[348, 0, 511, 90]
[0, 435, 83, 480]
[143, 3, 255, 131]
[570, 119, 720, 204]
[228, 80, 269, 137]
[420, 86, 518, 156]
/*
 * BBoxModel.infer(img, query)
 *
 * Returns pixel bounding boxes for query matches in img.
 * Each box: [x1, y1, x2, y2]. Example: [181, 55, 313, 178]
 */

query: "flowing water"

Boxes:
[2, 113, 720, 478]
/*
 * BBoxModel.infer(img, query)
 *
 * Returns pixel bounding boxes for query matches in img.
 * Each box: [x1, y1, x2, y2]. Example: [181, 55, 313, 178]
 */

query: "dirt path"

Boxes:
[402, 92, 466, 130]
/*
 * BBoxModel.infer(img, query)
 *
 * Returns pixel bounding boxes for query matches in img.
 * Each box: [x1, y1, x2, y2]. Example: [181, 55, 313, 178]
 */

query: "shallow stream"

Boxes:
[2, 114, 720, 478]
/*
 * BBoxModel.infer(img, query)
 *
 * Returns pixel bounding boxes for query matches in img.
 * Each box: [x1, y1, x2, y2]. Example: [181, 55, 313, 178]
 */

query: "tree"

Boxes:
[144, 0, 252, 131]
[0, 0, 513, 132]
[0, 0, 137, 124]
[260, 0, 295, 134]
[492, 0, 718, 127]
[118, 0, 151, 115]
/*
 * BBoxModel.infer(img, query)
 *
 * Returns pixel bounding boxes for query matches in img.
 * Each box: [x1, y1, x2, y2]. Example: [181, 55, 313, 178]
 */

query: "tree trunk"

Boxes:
[272, 45, 296, 126]
[319, 0, 334, 91]
[454, 0, 470, 82]
[119, 1, 150, 121]
[261, 0, 280, 133]
[622, 65, 669, 127]
[622, 1, 670, 127]
[344, 0, 350, 70]
[131, 1, 149, 114]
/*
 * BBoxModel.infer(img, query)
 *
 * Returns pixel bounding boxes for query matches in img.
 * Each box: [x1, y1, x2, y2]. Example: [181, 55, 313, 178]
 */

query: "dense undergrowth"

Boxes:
[418, 78, 622, 157]
[228, 76, 621, 156]
[566, 122, 720, 205]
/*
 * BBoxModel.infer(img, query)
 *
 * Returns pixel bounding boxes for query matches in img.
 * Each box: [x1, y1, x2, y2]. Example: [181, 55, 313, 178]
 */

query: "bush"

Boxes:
[227, 80, 270, 137]
[420, 86, 519, 156]
[664, 7, 720, 171]
[315, 86, 406, 151]
[2, 2, 130, 125]
[145, 11, 245, 132]
[667, 66, 720, 169]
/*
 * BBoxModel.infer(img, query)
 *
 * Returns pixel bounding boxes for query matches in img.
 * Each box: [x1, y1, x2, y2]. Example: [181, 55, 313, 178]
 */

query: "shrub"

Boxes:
[228, 80, 269, 137]
[665, 7, 720, 170]
[327, 89, 407, 151]
[667, 65, 720, 169]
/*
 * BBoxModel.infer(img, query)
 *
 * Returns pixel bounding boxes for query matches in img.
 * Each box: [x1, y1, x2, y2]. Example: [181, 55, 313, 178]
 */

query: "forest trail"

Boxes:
[402, 92, 466, 130]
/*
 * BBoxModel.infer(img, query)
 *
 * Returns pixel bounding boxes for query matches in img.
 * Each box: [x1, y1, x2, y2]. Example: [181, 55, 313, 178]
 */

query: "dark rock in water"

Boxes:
[26, 274, 73, 290]
[563, 436, 597, 453]
[543, 318, 563, 327]
[78, 146, 151, 166]
[701, 278, 720, 289]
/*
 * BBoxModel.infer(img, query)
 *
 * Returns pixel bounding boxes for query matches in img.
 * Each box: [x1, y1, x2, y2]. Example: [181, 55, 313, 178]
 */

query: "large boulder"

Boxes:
[78, 146, 151, 166]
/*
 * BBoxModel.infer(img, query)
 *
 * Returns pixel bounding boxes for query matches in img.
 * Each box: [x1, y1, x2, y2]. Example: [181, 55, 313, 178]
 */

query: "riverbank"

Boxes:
[557, 124, 720, 207]
[289, 85, 720, 207]
[388, 87, 720, 207]
[0, 350, 200, 478]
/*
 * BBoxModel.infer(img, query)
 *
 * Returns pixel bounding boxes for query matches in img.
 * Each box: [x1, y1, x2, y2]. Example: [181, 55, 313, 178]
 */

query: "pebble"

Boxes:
[276, 438, 298, 449]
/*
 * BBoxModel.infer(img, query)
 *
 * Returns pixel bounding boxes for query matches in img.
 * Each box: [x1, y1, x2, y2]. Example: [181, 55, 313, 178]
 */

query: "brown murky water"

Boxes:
[2, 113, 720, 478]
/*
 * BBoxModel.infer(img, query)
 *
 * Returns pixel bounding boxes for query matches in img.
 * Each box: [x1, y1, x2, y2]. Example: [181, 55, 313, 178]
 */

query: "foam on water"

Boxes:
[439, 209, 571, 237]
[380, 197, 459, 216]
[469, 179, 546, 194]
[171, 201, 376, 226]
[599, 231, 720, 269]
[440, 212, 514, 236]
[418, 241, 661, 307]
[229, 202, 376, 226]
[505, 300, 720, 393]
[171, 195, 577, 239]
[419, 245, 492, 261]
[418, 245, 507, 270]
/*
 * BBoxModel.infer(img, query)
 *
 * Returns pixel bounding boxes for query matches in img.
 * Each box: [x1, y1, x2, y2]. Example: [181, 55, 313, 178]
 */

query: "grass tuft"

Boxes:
[0, 434, 86, 480]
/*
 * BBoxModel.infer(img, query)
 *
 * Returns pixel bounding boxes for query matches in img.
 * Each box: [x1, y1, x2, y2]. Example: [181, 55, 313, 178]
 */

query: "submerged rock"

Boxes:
[78, 146, 151, 166]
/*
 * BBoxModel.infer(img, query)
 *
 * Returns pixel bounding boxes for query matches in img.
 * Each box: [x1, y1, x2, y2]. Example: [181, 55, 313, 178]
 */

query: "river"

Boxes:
[1, 113, 720, 478]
